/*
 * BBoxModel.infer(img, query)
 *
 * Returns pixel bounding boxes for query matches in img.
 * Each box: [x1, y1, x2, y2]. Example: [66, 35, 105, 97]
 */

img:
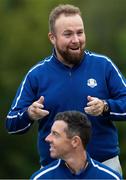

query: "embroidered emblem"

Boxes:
[87, 78, 97, 88]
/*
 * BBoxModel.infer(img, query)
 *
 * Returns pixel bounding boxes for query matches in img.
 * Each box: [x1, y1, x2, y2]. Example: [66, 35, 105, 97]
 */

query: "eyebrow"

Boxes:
[51, 130, 60, 135]
[63, 28, 84, 33]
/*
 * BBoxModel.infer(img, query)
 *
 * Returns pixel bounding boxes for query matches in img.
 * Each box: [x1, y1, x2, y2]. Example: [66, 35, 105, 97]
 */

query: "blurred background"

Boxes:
[0, 0, 126, 178]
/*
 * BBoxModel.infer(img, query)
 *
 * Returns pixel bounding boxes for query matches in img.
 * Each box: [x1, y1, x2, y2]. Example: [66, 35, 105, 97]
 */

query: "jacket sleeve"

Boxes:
[6, 70, 37, 134]
[105, 59, 126, 121]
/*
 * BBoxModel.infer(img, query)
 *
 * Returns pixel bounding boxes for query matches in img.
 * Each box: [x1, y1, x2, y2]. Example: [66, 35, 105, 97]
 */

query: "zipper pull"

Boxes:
[69, 71, 72, 76]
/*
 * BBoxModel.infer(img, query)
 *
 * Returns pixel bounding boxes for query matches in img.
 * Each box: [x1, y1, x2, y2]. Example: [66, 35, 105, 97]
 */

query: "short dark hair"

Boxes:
[49, 4, 81, 33]
[54, 111, 92, 148]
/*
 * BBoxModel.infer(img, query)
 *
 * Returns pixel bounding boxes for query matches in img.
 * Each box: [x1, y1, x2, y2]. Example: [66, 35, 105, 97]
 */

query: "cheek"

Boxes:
[56, 140, 70, 149]
[57, 38, 70, 48]
[82, 34, 86, 43]
[61, 140, 72, 150]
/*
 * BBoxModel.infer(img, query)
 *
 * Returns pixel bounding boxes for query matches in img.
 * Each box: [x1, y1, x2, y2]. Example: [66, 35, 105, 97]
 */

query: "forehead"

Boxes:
[54, 14, 84, 32]
[51, 120, 67, 133]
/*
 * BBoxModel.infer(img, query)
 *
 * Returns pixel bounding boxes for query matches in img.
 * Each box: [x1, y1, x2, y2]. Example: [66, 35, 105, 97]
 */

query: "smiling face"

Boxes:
[45, 120, 74, 159]
[48, 14, 86, 66]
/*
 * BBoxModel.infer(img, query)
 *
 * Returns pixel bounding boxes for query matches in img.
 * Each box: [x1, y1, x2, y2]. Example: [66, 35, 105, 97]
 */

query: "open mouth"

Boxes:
[69, 47, 80, 52]
[49, 145, 55, 152]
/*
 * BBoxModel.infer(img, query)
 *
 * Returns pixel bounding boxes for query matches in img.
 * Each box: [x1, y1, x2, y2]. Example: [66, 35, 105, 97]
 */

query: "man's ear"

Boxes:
[48, 32, 55, 45]
[71, 136, 81, 148]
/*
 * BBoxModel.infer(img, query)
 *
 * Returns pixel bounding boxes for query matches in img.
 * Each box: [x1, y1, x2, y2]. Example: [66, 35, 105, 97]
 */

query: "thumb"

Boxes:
[37, 96, 44, 104]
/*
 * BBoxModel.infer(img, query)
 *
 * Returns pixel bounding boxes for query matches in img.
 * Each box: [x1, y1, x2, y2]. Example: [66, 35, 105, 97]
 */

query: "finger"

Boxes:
[87, 96, 92, 102]
[40, 109, 49, 116]
[84, 107, 96, 116]
[84, 107, 92, 114]
[35, 109, 49, 118]
[85, 105, 98, 113]
[32, 102, 44, 109]
[87, 95, 97, 101]
[87, 101, 96, 106]
[36, 96, 44, 104]
[87, 99, 98, 106]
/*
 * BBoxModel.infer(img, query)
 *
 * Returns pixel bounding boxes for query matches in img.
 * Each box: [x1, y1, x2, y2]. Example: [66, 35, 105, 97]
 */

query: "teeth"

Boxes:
[50, 146, 54, 150]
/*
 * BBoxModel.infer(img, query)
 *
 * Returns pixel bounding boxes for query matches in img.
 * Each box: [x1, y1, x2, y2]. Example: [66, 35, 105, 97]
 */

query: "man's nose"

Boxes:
[72, 34, 79, 43]
[45, 133, 51, 142]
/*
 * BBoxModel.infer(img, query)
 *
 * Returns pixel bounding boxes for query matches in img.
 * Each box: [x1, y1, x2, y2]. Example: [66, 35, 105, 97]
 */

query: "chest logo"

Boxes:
[87, 78, 97, 88]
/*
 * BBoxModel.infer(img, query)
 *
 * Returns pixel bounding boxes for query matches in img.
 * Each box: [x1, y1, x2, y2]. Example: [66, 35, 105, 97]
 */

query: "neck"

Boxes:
[65, 150, 88, 174]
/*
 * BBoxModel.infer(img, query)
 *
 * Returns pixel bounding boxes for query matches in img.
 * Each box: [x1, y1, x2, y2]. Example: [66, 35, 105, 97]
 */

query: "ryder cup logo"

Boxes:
[87, 78, 97, 88]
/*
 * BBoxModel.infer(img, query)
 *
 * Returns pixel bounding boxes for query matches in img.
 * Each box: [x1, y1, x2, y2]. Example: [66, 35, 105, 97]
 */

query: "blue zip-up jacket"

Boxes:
[6, 50, 126, 165]
[30, 154, 122, 179]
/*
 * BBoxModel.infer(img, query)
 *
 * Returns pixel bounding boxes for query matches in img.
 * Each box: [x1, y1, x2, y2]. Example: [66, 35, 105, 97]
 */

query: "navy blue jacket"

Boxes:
[30, 154, 122, 179]
[6, 50, 126, 165]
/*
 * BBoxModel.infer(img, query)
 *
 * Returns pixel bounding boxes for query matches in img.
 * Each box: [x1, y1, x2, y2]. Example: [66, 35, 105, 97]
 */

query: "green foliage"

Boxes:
[0, 0, 126, 178]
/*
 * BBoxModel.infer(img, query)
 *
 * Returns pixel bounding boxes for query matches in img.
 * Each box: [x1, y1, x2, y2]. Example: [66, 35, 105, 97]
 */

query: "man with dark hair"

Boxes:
[31, 111, 121, 179]
[6, 4, 126, 174]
